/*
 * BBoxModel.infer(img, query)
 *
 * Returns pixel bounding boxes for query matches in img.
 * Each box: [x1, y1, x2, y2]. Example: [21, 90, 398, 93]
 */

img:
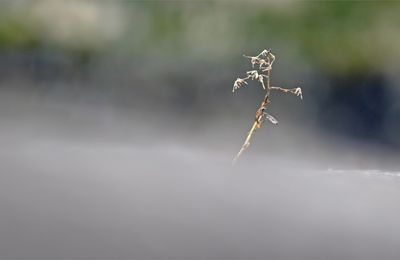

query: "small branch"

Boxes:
[231, 49, 302, 165]
[270, 86, 303, 99]
[232, 93, 271, 165]
[232, 121, 258, 165]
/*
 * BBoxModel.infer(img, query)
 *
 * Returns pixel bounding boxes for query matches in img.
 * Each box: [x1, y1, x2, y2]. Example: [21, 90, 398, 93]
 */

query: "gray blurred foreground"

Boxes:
[1, 92, 400, 260]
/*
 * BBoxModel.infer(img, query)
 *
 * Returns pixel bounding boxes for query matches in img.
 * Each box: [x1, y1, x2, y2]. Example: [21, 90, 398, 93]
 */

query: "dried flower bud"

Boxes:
[232, 78, 248, 92]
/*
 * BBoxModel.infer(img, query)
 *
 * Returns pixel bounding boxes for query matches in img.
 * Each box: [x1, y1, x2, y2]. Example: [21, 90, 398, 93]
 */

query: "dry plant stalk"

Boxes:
[232, 49, 302, 165]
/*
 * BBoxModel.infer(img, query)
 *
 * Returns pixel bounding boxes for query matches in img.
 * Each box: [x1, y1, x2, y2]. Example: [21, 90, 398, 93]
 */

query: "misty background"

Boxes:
[1, 1, 400, 259]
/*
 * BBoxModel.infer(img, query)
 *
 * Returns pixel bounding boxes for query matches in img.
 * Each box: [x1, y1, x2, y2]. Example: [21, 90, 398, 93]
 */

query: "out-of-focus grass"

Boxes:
[1, 1, 400, 73]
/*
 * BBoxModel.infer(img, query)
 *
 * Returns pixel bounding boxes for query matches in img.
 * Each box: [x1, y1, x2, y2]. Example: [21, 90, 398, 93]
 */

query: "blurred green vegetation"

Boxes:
[0, 1, 399, 74]
[0, 11, 39, 50]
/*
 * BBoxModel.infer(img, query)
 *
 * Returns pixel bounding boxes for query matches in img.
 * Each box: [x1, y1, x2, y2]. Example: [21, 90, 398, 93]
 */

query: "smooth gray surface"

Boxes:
[1, 94, 400, 260]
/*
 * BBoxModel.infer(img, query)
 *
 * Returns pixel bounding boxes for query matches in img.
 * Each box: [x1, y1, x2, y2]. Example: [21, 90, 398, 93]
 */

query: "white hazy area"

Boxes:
[1, 90, 400, 260]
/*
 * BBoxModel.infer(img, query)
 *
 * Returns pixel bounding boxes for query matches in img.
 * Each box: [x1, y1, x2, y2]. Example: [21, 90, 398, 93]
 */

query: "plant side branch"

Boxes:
[232, 49, 302, 165]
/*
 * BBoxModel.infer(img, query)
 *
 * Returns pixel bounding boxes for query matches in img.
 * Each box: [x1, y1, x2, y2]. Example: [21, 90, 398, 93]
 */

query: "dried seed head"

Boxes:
[294, 87, 303, 99]
[246, 70, 259, 80]
[232, 78, 248, 92]
[232, 49, 303, 165]
[259, 49, 270, 57]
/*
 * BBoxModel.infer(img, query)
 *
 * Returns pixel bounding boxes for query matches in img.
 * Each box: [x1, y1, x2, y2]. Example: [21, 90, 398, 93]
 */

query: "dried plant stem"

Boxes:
[232, 92, 271, 166]
[231, 49, 302, 165]
[232, 121, 259, 165]
[271, 86, 303, 99]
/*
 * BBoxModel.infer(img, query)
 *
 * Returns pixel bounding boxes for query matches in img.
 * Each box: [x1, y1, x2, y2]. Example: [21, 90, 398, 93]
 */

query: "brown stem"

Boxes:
[232, 93, 270, 165]
[231, 50, 301, 165]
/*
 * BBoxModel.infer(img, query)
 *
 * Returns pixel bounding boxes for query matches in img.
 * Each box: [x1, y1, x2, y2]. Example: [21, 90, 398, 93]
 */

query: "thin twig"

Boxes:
[232, 121, 258, 165]
[232, 49, 302, 165]
[232, 92, 270, 165]
[271, 86, 303, 99]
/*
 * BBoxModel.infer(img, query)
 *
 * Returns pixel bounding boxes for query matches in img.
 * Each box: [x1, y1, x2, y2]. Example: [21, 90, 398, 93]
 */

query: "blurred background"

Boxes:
[1, 1, 400, 259]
